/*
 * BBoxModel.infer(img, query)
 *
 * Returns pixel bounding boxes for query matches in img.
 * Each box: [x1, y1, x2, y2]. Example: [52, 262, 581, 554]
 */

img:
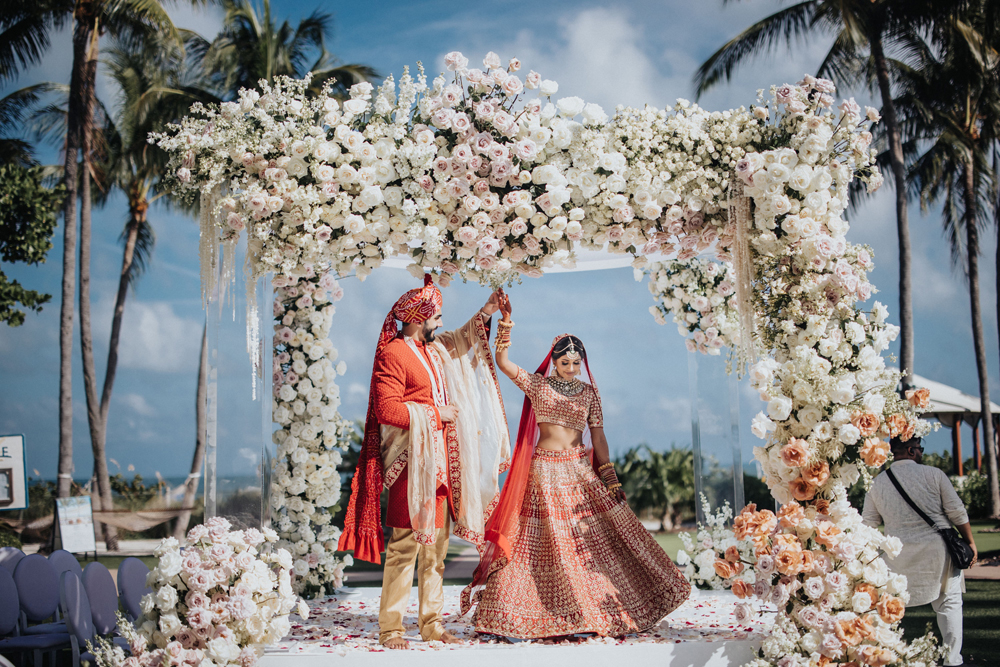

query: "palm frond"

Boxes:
[694, 1, 819, 98]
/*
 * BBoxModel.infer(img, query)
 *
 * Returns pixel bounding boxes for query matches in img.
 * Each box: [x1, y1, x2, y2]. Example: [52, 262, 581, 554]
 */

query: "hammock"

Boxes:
[90, 508, 196, 532]
[1, 508, 195, 534]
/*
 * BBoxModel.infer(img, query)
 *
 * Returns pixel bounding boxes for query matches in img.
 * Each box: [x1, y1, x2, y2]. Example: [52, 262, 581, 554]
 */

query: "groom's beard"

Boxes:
[422, 322, 437, 342]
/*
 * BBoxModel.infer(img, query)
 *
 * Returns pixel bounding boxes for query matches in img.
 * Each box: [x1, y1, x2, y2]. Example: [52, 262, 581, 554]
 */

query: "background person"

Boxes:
[862, 435, 977, 666]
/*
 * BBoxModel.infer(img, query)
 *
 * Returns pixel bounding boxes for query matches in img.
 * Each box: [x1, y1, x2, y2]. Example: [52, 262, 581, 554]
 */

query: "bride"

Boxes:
[461, 291, 691, 638]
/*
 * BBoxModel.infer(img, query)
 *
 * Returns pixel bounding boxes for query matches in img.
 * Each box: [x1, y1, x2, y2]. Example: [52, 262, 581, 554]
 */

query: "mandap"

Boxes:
[155, 51, 941, 666]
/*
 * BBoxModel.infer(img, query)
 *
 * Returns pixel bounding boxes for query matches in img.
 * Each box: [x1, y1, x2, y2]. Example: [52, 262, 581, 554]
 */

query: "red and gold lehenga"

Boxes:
[461, 335, 691, 639]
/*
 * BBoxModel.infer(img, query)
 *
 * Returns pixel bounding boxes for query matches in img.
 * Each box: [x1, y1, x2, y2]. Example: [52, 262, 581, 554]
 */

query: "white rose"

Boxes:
[581, 103, 608, 125]
[285, 158, 308, 178]
[158, 612, 181, 637]
[158, 550, 182, 579]
[539, 80, 559, 96]
[852, 591, 872, 613]
[343, 98, 368, 115]
[155, 585, 178, 610]
[359, 185, 384, 208]
[751, 412, 776, 439]
[838, 423, 861, 445]
[207, 638, 240, 664]
[766, 396, 792, 421]
[882, 537, 903, 558]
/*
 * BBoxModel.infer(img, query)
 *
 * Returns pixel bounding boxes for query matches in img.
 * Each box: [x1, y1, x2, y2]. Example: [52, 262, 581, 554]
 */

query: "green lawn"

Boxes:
[73, 554, 159, 571]
[899, 580, 1000, 665]
[653, 531, 691, 561]
[970, 520, 1000, 555]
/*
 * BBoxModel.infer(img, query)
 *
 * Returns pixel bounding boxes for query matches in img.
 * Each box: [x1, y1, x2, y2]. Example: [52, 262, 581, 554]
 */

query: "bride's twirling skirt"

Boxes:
[472, 447, 692, 639]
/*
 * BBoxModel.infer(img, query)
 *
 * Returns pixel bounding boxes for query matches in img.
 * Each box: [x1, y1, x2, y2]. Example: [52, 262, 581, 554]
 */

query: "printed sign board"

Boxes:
[0, 434, 27, 510]
[56, 496, 98, 553]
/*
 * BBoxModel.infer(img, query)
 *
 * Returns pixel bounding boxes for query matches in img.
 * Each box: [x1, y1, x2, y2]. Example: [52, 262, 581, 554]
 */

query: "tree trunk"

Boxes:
[963, 164, 1000, 517]
[174, 323, 208, 540]
[100, 186, 145, 430]
[76, 18, 118, 551]
[57, 5, 95, 500]
[871, 35, 915, 389]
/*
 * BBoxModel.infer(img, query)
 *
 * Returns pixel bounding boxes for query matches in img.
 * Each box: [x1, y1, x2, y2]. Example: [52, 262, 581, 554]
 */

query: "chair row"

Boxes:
[0, 549, 151, 627]
[0, 562, 145, 667]
[0, 549, 152, 667]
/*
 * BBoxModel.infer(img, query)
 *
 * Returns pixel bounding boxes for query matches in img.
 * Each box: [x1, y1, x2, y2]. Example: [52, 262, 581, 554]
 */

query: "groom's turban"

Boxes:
[376, 274, 443, 353]
[392, 273, 443, 324]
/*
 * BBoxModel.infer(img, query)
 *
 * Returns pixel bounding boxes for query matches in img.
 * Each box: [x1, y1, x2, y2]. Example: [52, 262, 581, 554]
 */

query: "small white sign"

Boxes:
[56, 496, 97, 553]
[0, 434, 27, 510]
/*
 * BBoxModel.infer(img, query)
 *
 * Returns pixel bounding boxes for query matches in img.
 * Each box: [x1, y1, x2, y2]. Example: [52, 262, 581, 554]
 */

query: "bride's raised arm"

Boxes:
[494, 291, 520, 380]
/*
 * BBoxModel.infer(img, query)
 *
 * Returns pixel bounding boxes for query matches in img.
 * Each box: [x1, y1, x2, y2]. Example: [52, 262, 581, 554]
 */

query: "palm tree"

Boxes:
[200, 0, 376, 99]
[899, 7, 1000, 517]
[0, 83, 54, 165]
[694, 0, 965, 391]
[617, 445, 695, 531]
[0, 1, 202, 511]
[73, 32, 218, 547]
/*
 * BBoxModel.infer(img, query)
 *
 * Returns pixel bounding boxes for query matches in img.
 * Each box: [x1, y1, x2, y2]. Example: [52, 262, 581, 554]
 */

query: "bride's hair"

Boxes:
[552, 335, 586, 361]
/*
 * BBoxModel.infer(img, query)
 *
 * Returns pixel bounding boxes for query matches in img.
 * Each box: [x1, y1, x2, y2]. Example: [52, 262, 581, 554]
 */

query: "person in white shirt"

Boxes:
[862, 436, 978, 666]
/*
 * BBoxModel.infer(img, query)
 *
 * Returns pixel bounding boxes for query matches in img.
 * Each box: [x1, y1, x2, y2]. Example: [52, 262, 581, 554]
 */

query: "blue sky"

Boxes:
[1, 0, 997, 486]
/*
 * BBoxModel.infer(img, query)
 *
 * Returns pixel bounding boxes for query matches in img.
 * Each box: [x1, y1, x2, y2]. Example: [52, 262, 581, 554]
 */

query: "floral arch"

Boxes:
[156, 51, 941, 666]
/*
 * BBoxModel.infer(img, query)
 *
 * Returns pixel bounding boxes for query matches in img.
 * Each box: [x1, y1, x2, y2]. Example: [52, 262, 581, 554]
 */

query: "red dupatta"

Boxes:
[460, 333, 597, 614]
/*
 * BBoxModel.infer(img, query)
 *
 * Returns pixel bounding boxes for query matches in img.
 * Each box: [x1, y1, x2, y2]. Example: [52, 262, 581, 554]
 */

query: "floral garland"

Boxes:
[647, 258, 740, 356]
[676, 496, 755, 590]
[728, 80, 939, 665]
[88, 518, 307, 667]
[269, 271, 355, 596]
[153, 51, 944, 664]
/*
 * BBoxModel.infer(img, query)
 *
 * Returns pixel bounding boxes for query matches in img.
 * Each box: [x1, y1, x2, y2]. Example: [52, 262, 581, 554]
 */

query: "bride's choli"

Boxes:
[512, 367, 603, 451]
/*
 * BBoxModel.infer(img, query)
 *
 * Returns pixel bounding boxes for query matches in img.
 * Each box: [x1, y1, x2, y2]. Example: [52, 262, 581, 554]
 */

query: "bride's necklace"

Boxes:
[547, 375, 584, 396]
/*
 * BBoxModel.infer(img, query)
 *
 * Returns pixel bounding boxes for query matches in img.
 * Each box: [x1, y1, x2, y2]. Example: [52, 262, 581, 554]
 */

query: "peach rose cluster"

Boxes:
[720, 501, 924, 665]
[779, 438, 832, 502]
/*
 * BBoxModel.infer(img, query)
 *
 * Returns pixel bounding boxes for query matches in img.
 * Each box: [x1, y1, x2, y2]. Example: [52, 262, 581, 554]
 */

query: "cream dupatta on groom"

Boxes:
[379, 313, 511, 547]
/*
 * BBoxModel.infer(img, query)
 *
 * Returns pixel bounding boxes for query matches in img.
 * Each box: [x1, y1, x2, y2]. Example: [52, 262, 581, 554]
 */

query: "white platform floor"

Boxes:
[260, 586, 770, 667]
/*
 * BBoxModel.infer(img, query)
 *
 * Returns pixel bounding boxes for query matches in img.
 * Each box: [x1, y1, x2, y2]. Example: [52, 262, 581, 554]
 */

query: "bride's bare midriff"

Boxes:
[535, 422, 584, 451]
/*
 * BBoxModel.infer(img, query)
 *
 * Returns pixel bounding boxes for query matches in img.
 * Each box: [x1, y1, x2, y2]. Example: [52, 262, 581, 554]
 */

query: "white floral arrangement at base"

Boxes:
[89, 518, 308, 667]
[677, 495, 755, 590]
[647, 258, 740, 357]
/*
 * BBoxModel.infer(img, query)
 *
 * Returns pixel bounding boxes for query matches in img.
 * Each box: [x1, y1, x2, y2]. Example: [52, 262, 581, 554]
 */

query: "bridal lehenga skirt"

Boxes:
[472, 446, 692, 638]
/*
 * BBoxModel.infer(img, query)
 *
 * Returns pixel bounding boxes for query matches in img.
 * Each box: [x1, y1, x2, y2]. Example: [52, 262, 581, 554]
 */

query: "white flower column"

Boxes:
[269, 272, 354, 595]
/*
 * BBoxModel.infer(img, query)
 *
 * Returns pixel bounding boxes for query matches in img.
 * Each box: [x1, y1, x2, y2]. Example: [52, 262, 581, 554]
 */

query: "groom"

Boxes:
[339, 275, 510, 648]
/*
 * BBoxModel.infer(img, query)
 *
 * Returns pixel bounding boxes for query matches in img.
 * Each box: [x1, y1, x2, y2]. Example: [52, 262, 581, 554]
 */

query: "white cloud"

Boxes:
[119, 392, 156, 417]
[439, 8, 683, 114]
[117, 300, 203, 373]
[656, 395, 691, 424]
[238, 447, 259, 466]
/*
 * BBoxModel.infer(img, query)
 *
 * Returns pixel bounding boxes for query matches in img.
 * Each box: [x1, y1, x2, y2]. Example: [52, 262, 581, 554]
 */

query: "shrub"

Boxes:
[0, 528, 21, 549]
[952, 471, 991, 520]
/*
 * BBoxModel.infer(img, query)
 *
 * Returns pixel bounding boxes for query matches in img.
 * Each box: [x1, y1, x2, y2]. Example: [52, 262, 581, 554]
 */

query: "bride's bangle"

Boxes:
[495, 320, 513, 352]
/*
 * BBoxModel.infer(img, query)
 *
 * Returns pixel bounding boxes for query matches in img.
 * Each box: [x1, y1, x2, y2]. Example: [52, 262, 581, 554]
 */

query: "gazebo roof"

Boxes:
[911, 372, 1000, 426]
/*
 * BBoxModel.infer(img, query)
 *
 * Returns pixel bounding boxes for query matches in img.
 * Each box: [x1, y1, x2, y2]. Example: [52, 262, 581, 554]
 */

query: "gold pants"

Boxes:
[378, 521, 450, 644]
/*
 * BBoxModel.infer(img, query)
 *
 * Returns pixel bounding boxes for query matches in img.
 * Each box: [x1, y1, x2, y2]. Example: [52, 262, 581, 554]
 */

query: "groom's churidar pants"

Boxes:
[378, 520, 450, 644]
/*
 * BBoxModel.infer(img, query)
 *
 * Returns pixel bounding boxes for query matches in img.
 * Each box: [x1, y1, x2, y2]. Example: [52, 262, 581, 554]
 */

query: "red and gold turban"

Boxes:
[377, 273, 443, 351]
[339, 273, 444, 563]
